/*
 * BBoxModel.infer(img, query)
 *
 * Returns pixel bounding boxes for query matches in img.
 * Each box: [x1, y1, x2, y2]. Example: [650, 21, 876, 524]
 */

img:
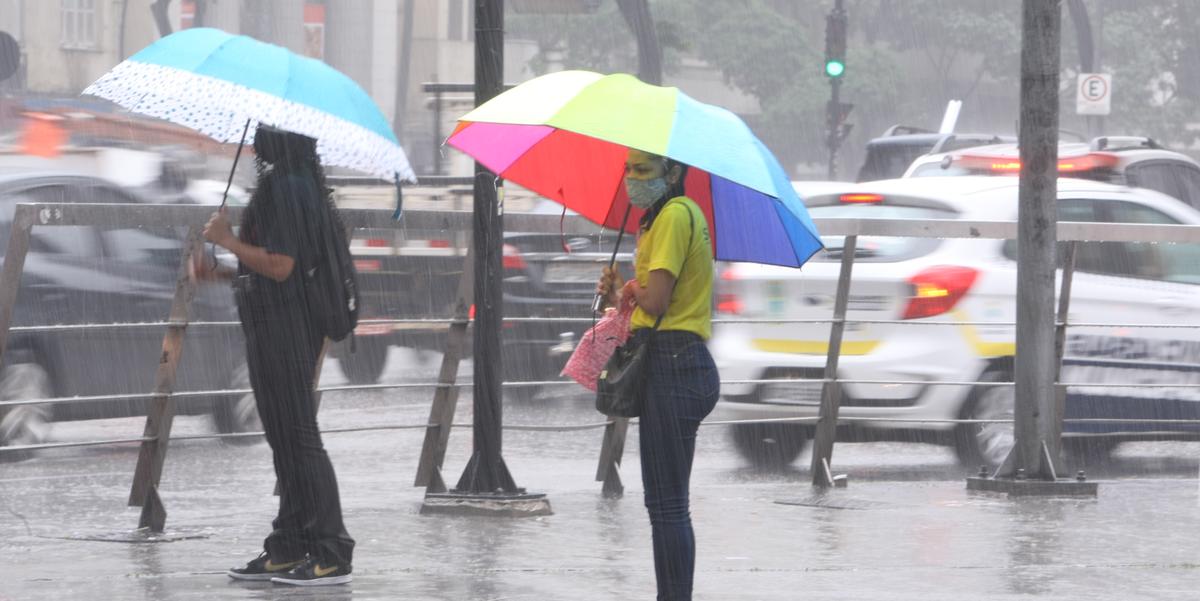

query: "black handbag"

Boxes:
[595, 203, 695, 418]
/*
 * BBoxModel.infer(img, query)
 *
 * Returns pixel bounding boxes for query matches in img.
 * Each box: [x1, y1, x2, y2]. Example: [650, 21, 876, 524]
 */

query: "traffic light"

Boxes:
[827, 100, 854, 128]
[824, 8, 847, 79]
[827, 100, 854, 145]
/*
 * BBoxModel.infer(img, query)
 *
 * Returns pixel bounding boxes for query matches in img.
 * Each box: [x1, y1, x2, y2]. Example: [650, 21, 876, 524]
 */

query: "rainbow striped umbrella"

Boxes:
[447, 70, 822, 268]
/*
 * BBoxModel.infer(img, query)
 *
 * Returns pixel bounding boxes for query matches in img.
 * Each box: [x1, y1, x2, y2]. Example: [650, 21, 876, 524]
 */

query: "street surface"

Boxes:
[3, 349, 1200, 600]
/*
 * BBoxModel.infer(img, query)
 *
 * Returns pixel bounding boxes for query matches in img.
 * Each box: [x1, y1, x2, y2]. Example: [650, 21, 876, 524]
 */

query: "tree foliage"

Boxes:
[509, 1, 1200, 176]
[1063, 1, 1200, 148]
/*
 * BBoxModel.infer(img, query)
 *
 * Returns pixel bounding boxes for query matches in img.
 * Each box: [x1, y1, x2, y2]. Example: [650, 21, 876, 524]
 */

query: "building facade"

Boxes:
[1, 1, 754, 177]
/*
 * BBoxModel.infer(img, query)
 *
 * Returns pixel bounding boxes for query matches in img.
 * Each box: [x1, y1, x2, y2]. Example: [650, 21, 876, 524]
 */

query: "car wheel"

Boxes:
[955, 370, 1015, 470]
[336, 340, 388, 385]
[731, 423, 808, 470]
[0, 362, 54, 460]
[211, 362, 263, 445]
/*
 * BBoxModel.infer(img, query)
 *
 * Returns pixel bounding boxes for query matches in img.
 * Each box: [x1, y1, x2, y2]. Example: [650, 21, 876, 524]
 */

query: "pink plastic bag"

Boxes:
[561, 293, 636, 392]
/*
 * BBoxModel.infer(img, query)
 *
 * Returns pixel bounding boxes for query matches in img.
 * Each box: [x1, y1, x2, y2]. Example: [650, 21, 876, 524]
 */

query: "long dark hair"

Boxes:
[242, 124, 344, 240]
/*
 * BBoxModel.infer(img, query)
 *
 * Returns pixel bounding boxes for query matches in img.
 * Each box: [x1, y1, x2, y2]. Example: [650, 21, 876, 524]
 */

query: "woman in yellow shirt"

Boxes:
[597, 148, 719, 601]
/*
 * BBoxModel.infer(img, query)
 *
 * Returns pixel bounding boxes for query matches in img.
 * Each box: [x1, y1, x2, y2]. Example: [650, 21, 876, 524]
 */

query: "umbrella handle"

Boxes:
[590, 203, 633, 314]
[209, 118, 251, 270]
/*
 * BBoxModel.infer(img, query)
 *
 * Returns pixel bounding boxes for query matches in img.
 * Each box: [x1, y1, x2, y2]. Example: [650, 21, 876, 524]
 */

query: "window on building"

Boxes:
[448, 0, 473, 41]
[61, 0, 98, 50]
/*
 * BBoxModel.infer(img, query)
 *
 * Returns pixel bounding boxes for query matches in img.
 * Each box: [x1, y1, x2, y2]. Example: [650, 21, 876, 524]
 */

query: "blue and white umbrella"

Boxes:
[84, 27, 416, 184]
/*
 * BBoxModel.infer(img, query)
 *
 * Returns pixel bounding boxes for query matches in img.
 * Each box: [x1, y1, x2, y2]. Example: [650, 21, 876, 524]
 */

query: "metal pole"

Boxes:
[0, 205, 34, 367]
[414, 247, 473, 493]
[826, 0, 846, 180]
[394, 0, 416, 142]
[130, 225, 204, 531]
[827, 77, 842, 180]
[1007, 0, 1061, 481]
[1050, 241, 1077, 475]
[810, 235, 855, 486]
[1066, 0, 1101, 137]
[433, 83, 443, 175]
[453, 0, 518, 495]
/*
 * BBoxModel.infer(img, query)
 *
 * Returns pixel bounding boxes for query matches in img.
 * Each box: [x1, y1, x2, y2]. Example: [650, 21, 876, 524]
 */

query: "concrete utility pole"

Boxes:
[968, 0, 1095, 498]
[615, 0, 662, 85]
[325, 1, 373, 89]
[1012, 0, 1061, 480]
[241, 0, 304, 52]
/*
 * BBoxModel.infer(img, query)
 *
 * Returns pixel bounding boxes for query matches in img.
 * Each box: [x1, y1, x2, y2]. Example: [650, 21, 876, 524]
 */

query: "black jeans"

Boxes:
[238, 300, 355, 566]
[636, 329, 720, 601]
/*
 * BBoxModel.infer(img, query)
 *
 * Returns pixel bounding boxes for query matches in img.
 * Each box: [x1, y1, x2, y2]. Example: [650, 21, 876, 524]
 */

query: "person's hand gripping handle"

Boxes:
[594, 265, 624, 313]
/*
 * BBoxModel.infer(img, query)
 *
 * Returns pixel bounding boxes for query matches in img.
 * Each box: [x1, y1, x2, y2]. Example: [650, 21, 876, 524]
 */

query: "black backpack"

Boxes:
[301, 194, 359, 342]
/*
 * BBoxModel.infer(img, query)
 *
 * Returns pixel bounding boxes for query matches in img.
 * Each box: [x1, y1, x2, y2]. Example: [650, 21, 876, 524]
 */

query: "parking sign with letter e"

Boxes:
[1076, 73, 1112, 116]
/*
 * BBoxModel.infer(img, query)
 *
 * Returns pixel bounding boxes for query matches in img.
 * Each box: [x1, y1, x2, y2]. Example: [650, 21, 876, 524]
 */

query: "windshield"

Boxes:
[808, 203, 956, 262]
[856, 143, 936, 182]
[910, 162, 977, 177]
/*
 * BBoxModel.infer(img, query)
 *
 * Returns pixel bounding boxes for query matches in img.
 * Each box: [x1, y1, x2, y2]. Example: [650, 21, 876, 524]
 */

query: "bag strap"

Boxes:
[650, 199, 696, 332]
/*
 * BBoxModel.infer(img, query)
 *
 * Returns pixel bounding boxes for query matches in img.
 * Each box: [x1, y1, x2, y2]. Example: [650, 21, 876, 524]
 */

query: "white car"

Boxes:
[901, 138, 1200, 213]
[711, 176, 1200, 469]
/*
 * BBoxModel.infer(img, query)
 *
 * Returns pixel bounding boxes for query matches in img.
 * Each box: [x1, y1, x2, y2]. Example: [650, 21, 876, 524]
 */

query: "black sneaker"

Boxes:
[270, 557, 353, 586]
[227, 552, 307, 581]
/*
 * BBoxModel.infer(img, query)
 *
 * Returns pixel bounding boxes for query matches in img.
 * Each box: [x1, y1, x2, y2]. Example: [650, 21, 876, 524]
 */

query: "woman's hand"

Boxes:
[596, 265, 625, 309]
[622, 279, 641, 307]
[203, 209, 235, 249]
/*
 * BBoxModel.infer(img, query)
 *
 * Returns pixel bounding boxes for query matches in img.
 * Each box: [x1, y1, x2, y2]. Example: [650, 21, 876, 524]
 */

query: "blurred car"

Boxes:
[0, 173, 256, 453]
[340, 197, 633, 399]
[855, 125, 1015, 182]
[902, 137, 1200, 211]
[711, 176, 1200, 469]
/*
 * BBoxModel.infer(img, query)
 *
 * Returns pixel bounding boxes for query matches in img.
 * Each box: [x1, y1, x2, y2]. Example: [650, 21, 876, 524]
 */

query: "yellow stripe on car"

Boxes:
[952, 309, 1015, 357]
[751, 339, 881, 355]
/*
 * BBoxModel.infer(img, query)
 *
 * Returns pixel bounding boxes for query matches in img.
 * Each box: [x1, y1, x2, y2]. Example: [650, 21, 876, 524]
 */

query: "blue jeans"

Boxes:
[636, 329, 720, 601]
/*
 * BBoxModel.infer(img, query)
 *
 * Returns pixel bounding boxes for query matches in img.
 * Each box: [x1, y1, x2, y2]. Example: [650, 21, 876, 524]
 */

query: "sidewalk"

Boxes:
[3, 402, 1200, 600]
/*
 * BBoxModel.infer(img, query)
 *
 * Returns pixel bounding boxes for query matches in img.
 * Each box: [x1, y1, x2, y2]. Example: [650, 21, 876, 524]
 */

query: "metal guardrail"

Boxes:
[4, 202, 1200, 523]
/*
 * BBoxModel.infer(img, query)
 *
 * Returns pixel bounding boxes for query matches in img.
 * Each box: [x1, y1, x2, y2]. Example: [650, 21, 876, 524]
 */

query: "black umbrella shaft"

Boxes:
[591, 203, 633, 313]
[220, 118, 251, 209]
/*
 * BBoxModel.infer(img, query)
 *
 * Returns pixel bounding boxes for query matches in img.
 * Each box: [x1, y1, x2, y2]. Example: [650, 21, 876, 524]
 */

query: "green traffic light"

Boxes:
[825, 60, 845, 78]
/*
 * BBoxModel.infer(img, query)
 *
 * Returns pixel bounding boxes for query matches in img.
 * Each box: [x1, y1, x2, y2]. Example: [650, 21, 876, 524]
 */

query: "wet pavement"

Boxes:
[3, 349, 1200, 600]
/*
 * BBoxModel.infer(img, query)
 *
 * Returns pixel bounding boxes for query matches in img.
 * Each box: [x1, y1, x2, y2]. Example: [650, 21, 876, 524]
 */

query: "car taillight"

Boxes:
[957, 152, 1120, 175]
[901, 266, 978, 320]
[716, 266, 744, 314]
[1057, 152, 1120, 172]
[502, 243, 527, 270]
[717, 294, 744, 315]
[840, 193, 884, 204]
[353, 259, 381, 272]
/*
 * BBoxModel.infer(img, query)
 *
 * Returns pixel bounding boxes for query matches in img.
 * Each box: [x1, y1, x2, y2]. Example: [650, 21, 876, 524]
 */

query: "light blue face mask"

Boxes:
[625, 176, 668, 209]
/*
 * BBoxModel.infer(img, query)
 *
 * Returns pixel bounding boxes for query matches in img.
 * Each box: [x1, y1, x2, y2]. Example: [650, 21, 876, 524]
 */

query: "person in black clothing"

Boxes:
[204, 125, 355, 586]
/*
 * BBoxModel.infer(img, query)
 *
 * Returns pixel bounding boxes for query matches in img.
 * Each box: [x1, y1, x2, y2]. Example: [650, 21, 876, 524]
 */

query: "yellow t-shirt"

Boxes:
[630, 196, 714, 339]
